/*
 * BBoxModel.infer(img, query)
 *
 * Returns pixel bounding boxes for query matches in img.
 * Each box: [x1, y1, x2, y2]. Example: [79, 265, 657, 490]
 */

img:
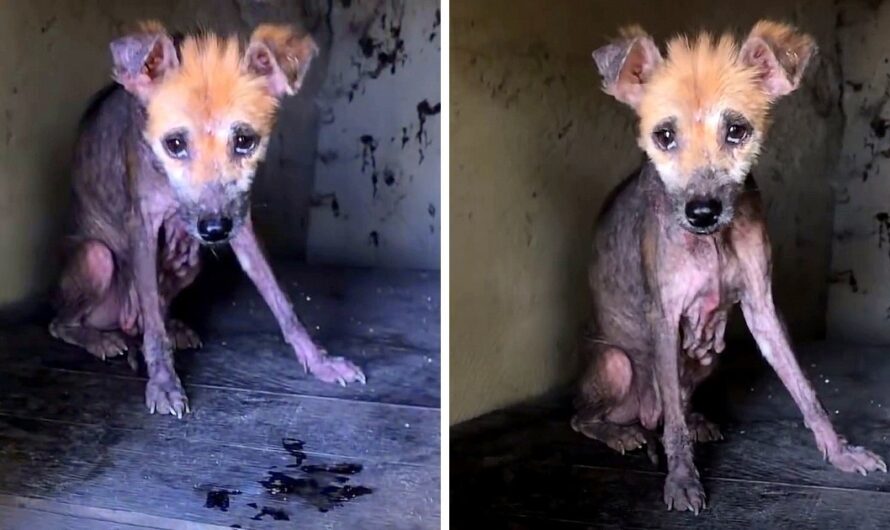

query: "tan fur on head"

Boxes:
[592, 20, 816, 193]
[110, 21, 318, 199]
[146, 34, 280, 193]
[639, 32, 768, 188]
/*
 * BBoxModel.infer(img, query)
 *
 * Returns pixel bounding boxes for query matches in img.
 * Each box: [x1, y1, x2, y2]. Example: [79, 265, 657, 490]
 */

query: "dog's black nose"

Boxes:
[685, 198, 722, 230]
[197, 216, 233, 242]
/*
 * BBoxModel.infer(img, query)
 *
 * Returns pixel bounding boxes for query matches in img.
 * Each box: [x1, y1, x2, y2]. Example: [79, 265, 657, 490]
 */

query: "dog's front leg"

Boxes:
[738, 226, 885, 474]
[741, 287, 885, 474]
[230, 216, 365, 385]
[654, 308, 707, 513]
[132, 204, 189, 418]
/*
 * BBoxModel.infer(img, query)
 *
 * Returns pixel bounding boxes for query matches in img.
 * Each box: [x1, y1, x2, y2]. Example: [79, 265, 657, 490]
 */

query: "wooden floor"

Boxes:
[0, 258, 440, 529]
[452, 341, 890, 529]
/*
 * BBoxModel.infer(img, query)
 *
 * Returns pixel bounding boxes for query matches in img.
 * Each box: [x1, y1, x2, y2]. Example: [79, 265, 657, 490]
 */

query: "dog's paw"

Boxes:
[308, 355, 366, 386]
[570, 418, 649, 455]
[146, 376, 190, 419]
[829, 444, 887, 475]
[663, 471, 706, 514]
[687, 413, 723, 443]
[84, 331, 130, 361]
[167, 319, 202, 350]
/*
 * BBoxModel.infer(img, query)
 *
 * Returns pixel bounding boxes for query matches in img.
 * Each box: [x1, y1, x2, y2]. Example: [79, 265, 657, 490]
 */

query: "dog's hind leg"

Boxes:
[49, 240, 134, 360]
[572, 344, 653, 454]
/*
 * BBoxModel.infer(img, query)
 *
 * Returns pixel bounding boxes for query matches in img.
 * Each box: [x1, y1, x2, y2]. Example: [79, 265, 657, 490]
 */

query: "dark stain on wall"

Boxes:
[401, 126, 410, 148]
[416, 99, 441, 163]
[360, 134, 379, 197]
[383, 168, 396, 186]
[369, 230, 380, 247]
[429, 8, 440, 41]
[347, 4, 408, 102]
[876, 212, 890, 259]
[829, 270, 859, 293]
[871, 116, 888, 138]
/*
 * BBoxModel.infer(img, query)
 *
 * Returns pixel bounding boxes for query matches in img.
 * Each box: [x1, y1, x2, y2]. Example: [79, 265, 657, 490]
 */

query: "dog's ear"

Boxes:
[592, 26, 662, 109]
[244, 24, 319, 98]
[740, 20, 817, 99]
[110, 20, 179, 102]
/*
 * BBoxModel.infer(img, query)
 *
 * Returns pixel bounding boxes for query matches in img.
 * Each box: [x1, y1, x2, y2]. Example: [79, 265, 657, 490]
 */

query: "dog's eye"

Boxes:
[163, 134, 188, 159]
[652, 127, 677, 151]
[233, 132, 259, 156]
[725, 123, 750, 146]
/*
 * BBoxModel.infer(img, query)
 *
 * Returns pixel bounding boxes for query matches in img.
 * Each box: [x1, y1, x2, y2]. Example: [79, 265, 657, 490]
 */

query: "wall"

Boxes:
[827, 0, 890, 344]
[451, 0, 844, 424]
[307, 0, 441, 270]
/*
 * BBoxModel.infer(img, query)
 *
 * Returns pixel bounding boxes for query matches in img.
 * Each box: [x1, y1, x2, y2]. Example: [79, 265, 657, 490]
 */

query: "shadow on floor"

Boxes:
[452, 340, 890, 529]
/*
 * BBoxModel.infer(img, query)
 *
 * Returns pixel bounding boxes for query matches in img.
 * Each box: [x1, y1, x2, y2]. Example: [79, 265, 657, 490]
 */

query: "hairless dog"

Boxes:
[50, 22, 364, 419]
[572, 20, 885, 513]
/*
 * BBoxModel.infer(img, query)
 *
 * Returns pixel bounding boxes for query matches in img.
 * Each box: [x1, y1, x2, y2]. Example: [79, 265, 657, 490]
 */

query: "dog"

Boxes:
[571, 20, 885, 513]
[49, 21, 365, 419]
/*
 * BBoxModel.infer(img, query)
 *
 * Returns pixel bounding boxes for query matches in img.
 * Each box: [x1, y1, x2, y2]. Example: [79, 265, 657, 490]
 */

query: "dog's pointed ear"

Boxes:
[592, 26, 662, 109]
[110, 20, 179, 102]
[740, 20, 817, 99]
[244, 24, 319, 98]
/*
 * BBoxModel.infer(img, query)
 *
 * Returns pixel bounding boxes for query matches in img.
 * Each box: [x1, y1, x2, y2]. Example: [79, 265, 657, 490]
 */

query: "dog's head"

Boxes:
[593, 21, 815, 234]
[110, 21, 317, 244]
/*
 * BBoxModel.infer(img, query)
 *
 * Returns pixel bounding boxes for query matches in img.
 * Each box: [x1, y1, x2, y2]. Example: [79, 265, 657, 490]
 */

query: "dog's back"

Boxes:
[68, 83, 145, 255]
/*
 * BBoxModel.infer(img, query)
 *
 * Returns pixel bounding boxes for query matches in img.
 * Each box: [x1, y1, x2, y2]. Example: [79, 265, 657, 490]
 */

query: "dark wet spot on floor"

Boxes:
[301, 463, 363, 475]
[205, 489, 240, 511]
[250, 506, 290, 521]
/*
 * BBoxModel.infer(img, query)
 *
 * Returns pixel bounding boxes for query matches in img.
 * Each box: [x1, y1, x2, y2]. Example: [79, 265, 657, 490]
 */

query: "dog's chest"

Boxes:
[159, 214, 200, 275]
[673, 233, 744, 362]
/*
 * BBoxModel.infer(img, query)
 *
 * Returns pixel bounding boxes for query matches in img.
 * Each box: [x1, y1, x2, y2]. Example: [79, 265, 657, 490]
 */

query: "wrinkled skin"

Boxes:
[572, 164, 886, 513]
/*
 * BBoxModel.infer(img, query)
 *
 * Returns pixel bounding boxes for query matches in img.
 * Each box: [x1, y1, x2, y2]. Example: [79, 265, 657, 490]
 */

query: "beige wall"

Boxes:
[308, 0, 441, 270]
[451, 0, 843, 424]
[827, 1, 890, 344]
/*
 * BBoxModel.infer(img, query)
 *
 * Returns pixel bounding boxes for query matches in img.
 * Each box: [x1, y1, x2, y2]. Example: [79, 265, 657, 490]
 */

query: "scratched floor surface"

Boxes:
[0, 258, 440, 529]
[452, 340, 890, 529]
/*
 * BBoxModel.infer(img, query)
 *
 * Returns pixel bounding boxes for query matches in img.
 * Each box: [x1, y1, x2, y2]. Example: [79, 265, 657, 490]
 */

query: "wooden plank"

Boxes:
[0, 416, 439, 529]
[0, 365, 439, 466]
[455, 411, 890, 494]
[453, 460, 890, 529]
[0, 504, 151, 529]
[0, 260, 441, 408]
[1, 327, 440, 409]
[0, 495, 230, 529]
[177, 261, 441, 353]
[453, 342, 890, 493]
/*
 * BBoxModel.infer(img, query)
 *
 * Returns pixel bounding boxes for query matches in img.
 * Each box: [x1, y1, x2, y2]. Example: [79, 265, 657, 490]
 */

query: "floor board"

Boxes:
[0, 261, 440, 529]
[452, 341, 890, 529]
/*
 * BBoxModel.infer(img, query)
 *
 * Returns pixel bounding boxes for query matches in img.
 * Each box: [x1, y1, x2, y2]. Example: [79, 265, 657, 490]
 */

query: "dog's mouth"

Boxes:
[681, 222, 725, 236]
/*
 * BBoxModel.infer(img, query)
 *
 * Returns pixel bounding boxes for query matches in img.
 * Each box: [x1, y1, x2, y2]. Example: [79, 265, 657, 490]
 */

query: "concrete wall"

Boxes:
[0, 0, 438, 315]
[451, 0, 844, 424]
[827, 1, 890, 344]
[307, 0, 441, 270]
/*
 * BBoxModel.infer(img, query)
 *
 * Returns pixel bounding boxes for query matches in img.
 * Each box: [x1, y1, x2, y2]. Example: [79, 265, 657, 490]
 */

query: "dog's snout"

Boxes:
[197, 216, 234, 243]
[685, 198, 722, 230]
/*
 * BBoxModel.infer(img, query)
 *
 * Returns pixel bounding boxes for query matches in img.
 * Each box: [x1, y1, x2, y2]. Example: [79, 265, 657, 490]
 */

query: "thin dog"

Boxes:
[50, 21, 365, 419]
[573, 20, 885, 513]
